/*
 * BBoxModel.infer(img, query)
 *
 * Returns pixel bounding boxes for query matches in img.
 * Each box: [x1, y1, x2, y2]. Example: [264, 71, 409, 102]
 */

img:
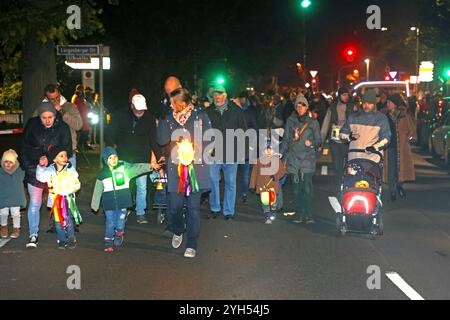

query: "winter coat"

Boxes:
[21, 116, 72, 188]
[0, 161, 26, 209]
[383, 107, 417, 183]
[281, 113, 321, 174]
[157, 108, 212, 193]
[205, 100, 248, 163]
[250, 157, 286, 194]
[72, 95, 91, 132]
[340, 110, 391, 163]
[91, 162, 152, 212]
[106, 108, 160, 163]
[34, 98, 83, 151]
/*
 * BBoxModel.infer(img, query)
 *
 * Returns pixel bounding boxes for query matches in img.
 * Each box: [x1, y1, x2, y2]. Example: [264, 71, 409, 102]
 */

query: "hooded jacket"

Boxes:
[0, 151, 26, 209]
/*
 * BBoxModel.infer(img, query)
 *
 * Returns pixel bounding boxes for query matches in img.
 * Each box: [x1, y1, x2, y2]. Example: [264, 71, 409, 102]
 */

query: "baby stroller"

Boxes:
[150, 170, 168, 225]
[332, 149, 384, 239]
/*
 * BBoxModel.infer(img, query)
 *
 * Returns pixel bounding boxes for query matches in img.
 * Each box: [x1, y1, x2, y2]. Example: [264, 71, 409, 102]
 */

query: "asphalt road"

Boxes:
[1, 148, 449, 300]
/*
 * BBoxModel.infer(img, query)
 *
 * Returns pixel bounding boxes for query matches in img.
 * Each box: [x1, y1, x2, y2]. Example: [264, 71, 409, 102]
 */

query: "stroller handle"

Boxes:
[348, 149, 383, 164]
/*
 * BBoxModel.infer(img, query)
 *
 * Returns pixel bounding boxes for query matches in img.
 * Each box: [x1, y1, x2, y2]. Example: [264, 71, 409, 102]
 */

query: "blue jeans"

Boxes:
[169, 192, 201, 250]
[54, 216, 75, 244]
[104, 209, 127, 247]
[209, 163, 238, 216]
[135, 175, 148, 216]
[27, 184, 44, 237]
[238, 163, 251, 196]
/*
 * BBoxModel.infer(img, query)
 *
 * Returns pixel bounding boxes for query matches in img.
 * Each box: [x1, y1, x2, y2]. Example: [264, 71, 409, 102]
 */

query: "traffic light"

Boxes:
[444, 68, 450, 79]
[345, 48, 355, 62]
[216, 76, 225, 85]
[300, 0, 312, 9]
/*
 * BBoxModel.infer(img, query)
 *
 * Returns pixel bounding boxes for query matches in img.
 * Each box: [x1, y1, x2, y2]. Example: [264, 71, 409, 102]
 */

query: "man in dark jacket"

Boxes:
[320, 87, 357, 184]
[21, 101, 72, 248]
[106, 90, 160, 224]
[205, 86, 248, 220]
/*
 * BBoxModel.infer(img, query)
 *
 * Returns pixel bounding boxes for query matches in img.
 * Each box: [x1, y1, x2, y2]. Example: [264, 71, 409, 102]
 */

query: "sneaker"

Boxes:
[208, 211, 220, 220]
[58, 241, 67, 250]
[305, 217, 316, 224]
[1, 225, 8, 239]
[26, 236, 38, 248]
[114, 232, 124, 247]
[67, 238, 77, 249]
[104, 247, 114, 253]
[137, 215, 148, 224]
[172, 234, 183, 249]
[10, 228, 20, 239]
[293, 217, 305, 224]
[265, 218, 273, 225]
[184, 248, 196, 258]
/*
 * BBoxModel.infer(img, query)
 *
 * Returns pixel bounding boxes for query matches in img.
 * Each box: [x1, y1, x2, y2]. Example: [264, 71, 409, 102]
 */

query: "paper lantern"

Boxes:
[261, 188, 277, 206]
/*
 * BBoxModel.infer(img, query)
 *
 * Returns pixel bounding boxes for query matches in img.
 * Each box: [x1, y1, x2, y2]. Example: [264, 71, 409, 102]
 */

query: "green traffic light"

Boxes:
[301, 0, 312, 8]
[216, 77, 225, 85]
[445, 69, 450, 79]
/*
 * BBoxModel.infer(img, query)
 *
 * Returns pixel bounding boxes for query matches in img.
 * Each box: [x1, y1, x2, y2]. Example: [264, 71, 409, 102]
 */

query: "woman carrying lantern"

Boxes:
[157, 88, 212, 258]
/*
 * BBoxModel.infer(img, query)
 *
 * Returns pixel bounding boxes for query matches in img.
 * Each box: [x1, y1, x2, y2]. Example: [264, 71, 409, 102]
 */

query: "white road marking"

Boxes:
[386, 272, 425, 300]
[321, 166, 328, 175]
[0, 238, 11, 249]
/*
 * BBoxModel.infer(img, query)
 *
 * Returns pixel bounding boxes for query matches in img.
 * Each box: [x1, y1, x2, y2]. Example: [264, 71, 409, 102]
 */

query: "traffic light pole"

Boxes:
[303, 10, 307, 66]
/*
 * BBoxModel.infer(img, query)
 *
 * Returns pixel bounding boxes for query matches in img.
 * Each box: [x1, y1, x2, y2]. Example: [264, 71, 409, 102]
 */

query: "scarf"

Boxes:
[173, 104, 194, 126]
[215, 99, 229, 115]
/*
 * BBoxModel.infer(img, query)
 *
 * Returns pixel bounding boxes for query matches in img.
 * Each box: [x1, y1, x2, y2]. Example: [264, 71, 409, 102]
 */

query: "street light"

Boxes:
[365, 58, 370, 81]
[410, 27, 420, 93]
[299, 0, 312, 66]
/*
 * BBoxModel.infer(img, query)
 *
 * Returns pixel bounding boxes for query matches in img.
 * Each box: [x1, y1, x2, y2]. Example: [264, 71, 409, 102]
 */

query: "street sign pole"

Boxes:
[99, 45, 104, 168]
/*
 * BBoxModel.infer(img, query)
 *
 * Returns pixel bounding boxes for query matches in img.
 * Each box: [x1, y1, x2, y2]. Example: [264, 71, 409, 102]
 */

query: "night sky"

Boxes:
[62, 0, 422, 110]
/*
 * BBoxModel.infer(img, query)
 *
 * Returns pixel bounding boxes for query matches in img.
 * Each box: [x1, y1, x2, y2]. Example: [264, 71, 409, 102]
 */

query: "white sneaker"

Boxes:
[26, 235, 38, 248]
[265, 218, 273, 225]
[172, 234, 183, 249]
[184, 248, 196, 258]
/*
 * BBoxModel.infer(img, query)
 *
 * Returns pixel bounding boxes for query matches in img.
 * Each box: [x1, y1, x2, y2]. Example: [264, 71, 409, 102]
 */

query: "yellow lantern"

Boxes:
[177, 139, 195, 166]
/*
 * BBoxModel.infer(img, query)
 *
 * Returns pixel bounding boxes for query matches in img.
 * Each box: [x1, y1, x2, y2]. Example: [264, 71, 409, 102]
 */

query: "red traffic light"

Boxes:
[385, 76, 391, 81]
[344, 48, 356, 62]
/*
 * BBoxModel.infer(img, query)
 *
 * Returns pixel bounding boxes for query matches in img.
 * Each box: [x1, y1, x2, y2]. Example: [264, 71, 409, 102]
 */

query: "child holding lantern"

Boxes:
[36, 145, 81, 249]
[250, 146, 286, 224]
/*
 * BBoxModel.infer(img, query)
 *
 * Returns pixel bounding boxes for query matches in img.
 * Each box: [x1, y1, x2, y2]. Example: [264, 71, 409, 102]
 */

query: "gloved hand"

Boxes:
[365, 146, 377, 153]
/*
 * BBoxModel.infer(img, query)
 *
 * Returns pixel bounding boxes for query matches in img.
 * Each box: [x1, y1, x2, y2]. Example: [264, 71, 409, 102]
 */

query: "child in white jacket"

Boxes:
[36, 145, 81, 249]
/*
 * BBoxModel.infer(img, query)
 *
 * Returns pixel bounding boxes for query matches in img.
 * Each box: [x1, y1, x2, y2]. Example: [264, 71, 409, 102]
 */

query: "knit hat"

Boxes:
[46, 145, 70, 163]
[2, 149, 18, 165]
[338, 86, 350, 97]
[295, 94, 309, 108]
[37, 101, 57, 116]
[387, 94, 405, 108]
[362, 89, 378, 105]
[102, 146, 118, 164]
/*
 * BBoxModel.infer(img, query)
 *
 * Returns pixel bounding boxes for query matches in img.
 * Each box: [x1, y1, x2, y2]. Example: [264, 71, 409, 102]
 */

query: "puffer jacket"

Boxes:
[340, 110, 391, 162]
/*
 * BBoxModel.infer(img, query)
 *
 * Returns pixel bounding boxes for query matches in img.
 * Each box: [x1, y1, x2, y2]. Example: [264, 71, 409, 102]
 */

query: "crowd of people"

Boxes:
[0, 77, 421, 259]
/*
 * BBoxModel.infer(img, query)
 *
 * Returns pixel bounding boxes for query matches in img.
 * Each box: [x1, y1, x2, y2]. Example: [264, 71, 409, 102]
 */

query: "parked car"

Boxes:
[430, 97, 450, 164]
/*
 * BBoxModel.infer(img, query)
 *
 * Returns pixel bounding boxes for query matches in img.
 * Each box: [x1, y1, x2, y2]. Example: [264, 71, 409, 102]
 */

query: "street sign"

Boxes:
[82, 70, 95, 92]
[310, 70, 318, 78]
[389, 71, 398, 79]
[66, 55, 91, 63]
[57, 45, 100, 56]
